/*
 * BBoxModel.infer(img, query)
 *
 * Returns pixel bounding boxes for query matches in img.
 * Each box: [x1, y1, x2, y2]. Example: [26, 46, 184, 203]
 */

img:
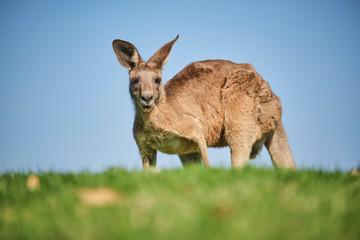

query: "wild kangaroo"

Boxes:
[112, 35, 296, 169]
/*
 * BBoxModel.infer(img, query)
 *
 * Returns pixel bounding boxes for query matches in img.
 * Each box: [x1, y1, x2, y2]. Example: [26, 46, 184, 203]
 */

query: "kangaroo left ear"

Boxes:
[112, 39, 143, 70]
[147, 35, 179, 69]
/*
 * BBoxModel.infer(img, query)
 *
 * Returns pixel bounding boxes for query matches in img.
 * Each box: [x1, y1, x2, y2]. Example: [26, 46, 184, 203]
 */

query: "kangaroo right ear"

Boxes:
[112, 39, 143, 70]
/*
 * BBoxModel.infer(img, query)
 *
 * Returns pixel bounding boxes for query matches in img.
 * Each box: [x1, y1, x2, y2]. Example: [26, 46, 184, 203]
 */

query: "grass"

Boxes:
[0, 167, 359, 240]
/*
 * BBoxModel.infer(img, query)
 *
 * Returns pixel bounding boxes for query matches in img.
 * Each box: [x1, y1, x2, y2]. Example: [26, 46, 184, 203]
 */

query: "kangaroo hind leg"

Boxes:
[226, 118, 256, 168]
[223, 70, 258, 168]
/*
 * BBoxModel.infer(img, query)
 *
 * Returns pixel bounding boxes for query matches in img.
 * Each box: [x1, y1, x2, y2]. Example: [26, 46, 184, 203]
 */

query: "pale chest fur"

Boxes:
[134, 119, 198, 155]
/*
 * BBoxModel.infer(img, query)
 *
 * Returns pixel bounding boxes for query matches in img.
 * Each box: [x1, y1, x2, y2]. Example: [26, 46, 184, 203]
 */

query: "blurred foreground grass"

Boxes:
[0, 167, 359, 240]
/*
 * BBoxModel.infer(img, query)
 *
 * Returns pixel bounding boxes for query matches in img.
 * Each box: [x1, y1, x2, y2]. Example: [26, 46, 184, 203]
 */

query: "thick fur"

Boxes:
[113, 36, 296, 169]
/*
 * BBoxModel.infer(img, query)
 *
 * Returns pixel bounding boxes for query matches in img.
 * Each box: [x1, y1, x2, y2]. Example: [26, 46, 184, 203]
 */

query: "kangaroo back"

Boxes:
[165, 60, 258, 147]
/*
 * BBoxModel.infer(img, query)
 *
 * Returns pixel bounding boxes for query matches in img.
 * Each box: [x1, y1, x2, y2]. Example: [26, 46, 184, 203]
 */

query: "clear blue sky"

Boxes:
[1, 0, 359, 172]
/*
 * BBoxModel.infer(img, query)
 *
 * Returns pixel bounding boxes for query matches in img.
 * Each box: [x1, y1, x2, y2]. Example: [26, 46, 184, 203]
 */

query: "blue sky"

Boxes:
[1, 0, 359, 172]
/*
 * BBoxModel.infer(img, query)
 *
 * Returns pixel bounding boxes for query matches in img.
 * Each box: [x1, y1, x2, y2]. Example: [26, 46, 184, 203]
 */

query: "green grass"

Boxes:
[0, 167, 359, 240]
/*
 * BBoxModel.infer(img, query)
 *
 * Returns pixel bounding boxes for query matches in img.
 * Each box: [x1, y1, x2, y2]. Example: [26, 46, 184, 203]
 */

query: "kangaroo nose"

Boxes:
[141, 93, 153, 103]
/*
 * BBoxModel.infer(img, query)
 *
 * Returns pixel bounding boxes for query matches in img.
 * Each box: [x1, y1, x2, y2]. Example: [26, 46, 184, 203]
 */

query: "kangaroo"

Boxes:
[112, 35, 296, 169]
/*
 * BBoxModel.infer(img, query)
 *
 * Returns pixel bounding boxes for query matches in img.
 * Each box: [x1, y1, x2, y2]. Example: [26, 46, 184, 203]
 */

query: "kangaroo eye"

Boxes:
[131, 78, 139, 84]
[154, 78, 161, 84]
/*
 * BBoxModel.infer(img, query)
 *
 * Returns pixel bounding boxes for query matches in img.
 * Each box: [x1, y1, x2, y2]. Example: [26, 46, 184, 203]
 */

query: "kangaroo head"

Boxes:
[112, 35, 179, 113]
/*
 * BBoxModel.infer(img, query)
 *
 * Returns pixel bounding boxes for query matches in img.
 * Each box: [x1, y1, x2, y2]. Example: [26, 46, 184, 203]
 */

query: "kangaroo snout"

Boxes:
[141, 93, 153, 103]
[140, 91, 155, 112]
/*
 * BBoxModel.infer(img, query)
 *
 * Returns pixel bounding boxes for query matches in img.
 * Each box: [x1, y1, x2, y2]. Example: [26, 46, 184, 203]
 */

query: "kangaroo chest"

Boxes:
[136, 126, 198, 155]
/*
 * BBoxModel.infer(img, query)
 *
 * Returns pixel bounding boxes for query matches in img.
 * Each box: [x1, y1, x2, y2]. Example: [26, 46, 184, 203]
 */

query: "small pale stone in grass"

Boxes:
[145, 167, 161, 174]
[78, 187, 121, 206]
[349, 168, 359, 176]
[26, 174, 40, 191]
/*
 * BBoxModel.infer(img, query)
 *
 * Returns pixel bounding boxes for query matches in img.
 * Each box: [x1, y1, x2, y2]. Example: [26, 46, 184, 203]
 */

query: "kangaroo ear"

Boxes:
[147, 35, 179, 69]
[112, 39, 143, 70]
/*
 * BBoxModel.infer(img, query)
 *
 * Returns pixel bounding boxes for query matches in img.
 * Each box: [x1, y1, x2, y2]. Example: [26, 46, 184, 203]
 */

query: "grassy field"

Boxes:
[0, 167, 359, 240]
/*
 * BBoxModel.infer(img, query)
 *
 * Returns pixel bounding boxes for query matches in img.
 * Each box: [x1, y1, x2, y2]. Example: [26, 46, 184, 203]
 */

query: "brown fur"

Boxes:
[112, 35, 296, 169]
